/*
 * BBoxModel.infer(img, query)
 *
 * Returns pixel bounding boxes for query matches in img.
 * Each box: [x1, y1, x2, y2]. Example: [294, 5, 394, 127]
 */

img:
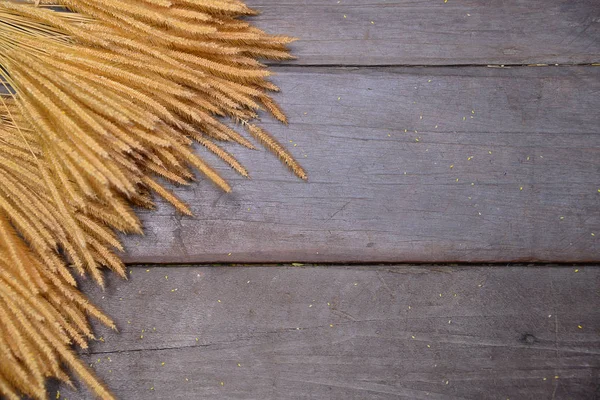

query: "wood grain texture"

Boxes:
[122, 66, 600, 264]
[246, 0, 600, 66]
[51, 265, 600, 399]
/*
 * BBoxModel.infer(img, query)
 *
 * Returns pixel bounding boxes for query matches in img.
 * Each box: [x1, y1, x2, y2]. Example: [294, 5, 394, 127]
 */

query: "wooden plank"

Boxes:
[121, 66, 600, 264]
[246, 0, 600, 66]
[51, 265, 600, 399]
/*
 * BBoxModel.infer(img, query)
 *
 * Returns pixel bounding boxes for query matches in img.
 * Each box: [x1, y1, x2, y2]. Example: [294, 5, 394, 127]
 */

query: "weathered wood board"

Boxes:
[246, 0, 600, 66]
[52, 265, 600, 399]
[122, 66, 600, 264]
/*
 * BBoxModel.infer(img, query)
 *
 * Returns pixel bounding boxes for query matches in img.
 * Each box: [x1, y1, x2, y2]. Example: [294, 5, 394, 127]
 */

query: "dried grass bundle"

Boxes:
[0, 1, 303, 398]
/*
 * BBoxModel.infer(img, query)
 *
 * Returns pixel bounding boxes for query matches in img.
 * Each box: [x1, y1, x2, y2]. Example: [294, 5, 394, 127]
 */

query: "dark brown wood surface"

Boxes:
[122, 66, 600, 264]
[52, 265, 600, 399]
[245, 0, 600, 66]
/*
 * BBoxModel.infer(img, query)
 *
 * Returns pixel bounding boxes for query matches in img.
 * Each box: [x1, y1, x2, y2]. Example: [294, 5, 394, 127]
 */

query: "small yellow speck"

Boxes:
[354, 282, 358, 286]
[220, 382, 224, 386]
[488, 151, 492, 155]
[99, 337, 104, 342]
[560, 216, 565, 220]
[427, 344, 431, 348]
[140, 335, 144, 339]
[146, 269, 149, 272]
[196, 338, 199, 342]
[414, 130, 418, 133]
[520, 187, 523, 191]
[578, 325, 583, 329]
[294, 143, 298, 146]
[453, 293, 457, 297]
[471, 182, 475, 186]
[467, 156, 473, 161]
[330, 324, 334, 328]
[543, 377, 547, 381]
[592, 233, 596, 237]
[448, 320, 452, 324]
[217, 299, 221, 303]
[415, 138, 419, 142]
[408, 305, 411, 309]
[419, 115, 423, 120]
[471, 110, 475, 114]
[439, 293, 442, 297]
[303, 112, 307, 115]
[404, 129, 408, 133]
[228, 252, 232, 256]
[371, 21, 374, 24]
[127, 320, 131, 324]
[574, 269, 579, 273]
[161, 362, 165, 366]
[478, 212, 482, 216]
[597, 189, 600, 193]
[554, 375, 559, 379]
[56, 391, 60, 399]
[411, 335, 416, 339]
[456, 178, 459, 182]
[97, 358, 101, 363]
[337, 96, 341, 101]
[237, 363, 241, 367]
[387, 134, 391, 137]
[327, 302, 331, 306]
[463, 116, 466, 121]
[428, 79, 432, 83]
[435, 125, 438, 128]
[150, 387, 154, 391]
[527, 156, 530, 161]
[186, 378, 189, 382]
[165, 275, 168, 280]
[445, 380, 449, 385]
[450, 165, 454, 169]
